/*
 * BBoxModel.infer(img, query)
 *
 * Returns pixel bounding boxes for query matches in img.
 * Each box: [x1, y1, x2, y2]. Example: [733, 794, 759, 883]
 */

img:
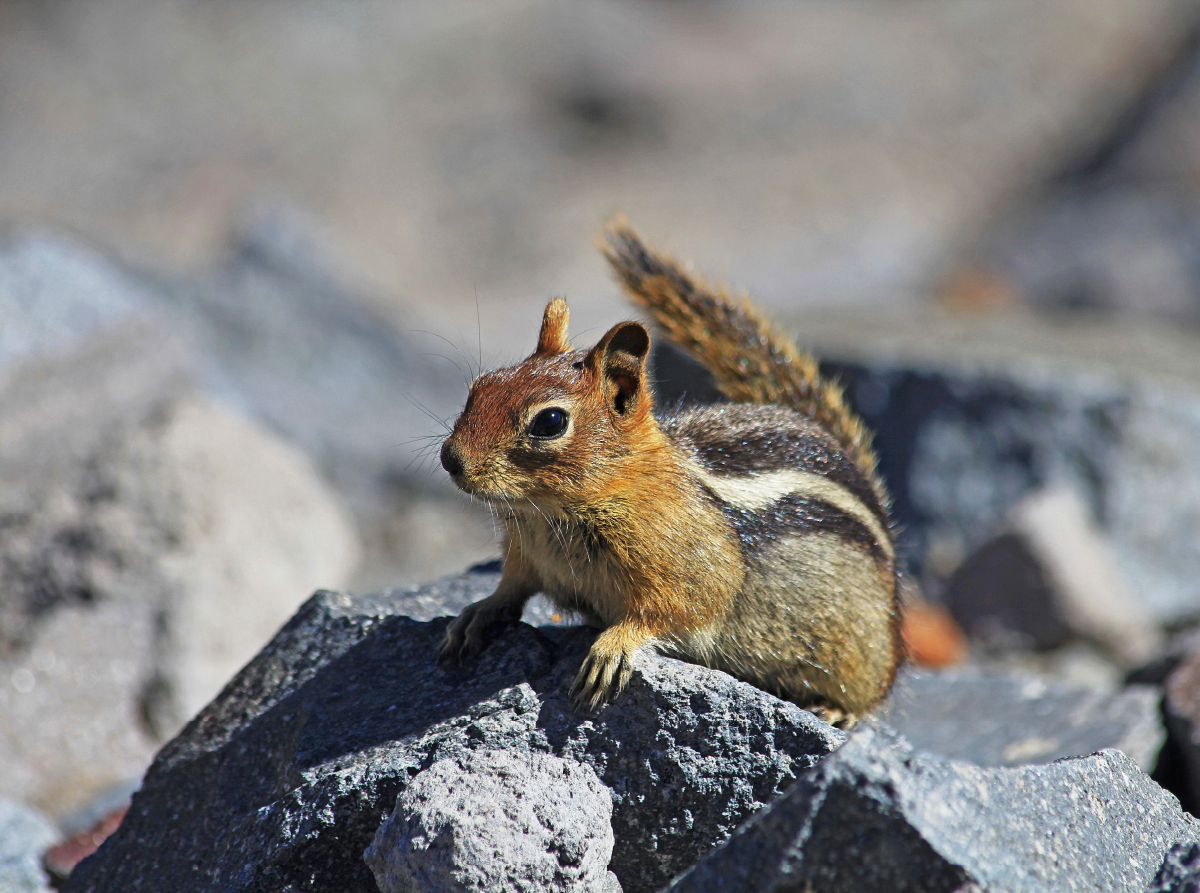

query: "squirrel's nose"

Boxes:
[440, 441, 464, 478]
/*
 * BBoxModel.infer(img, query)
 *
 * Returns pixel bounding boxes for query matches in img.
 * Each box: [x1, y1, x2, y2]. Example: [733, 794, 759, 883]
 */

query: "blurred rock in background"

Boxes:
[944, 486, 1162, 665]
[0, 0, 1196, 342]
[967, 18, 1200, 324]
[0, 237, 360, 823]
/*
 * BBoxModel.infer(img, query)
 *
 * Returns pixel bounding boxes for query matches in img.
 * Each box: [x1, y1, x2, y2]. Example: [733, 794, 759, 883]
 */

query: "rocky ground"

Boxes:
[4, 204, 1200, 892]
[47, 569, 1200, 892]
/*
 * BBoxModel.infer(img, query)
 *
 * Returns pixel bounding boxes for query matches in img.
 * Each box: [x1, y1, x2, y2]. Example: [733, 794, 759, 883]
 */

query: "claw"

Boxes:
[569, 628, 644, 713]
[439, 600, 500, 667]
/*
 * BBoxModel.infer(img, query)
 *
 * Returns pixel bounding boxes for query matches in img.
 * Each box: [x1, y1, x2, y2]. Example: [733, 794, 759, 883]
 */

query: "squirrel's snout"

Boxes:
[440, 441, 465, 479]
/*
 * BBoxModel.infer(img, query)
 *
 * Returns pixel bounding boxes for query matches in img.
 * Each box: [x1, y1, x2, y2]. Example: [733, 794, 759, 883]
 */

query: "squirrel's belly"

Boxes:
[715, 532, 896, 715]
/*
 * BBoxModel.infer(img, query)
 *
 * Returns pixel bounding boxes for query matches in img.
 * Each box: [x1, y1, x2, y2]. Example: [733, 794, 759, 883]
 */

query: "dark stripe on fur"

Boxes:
[705, 489, 889, 565]
[662, 404, 890, 529]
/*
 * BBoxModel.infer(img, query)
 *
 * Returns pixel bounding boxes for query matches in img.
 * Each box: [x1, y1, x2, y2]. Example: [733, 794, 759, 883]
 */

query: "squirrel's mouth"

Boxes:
[453, 477, 516, 505]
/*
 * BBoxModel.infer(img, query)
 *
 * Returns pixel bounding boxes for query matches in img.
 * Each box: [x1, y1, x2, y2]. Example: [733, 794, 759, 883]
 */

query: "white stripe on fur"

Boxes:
[697, 468, 893, 561]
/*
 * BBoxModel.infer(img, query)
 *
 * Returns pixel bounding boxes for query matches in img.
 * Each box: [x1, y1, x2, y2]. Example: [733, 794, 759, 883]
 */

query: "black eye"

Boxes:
[528, 407, 569, 439]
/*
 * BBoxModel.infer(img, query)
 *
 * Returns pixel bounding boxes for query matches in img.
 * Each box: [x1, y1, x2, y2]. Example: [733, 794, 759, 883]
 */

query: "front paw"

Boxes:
[439, 599, 516, 666]
[569, 627, 644, 713]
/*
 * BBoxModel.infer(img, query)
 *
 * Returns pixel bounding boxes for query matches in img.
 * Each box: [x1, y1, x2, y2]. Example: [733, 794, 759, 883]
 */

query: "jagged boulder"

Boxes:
[664, 725, 1198, 893]
[64, 569, 844, 893]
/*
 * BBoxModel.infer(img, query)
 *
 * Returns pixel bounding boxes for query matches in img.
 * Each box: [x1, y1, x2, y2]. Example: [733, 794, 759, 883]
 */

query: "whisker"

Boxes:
[392, 433, 444, 449]
[403, 394, 453, 435]
[474, 284, 483, 379]
[426, 353, 472, 391]
[403, 328, 480, 382]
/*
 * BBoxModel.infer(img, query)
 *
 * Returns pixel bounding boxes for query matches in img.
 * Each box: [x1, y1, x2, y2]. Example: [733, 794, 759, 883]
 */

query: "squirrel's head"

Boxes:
[440, 298, 656, 507]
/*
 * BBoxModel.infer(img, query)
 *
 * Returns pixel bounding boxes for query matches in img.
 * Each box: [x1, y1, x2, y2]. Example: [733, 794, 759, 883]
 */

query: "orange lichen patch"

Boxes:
[937, 265, 1022, 312]
[902, 600, 968, 668]
[44, 806, 127, 885]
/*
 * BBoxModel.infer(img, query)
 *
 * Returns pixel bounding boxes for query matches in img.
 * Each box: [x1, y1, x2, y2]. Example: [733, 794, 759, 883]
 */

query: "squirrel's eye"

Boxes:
[528, 407, 569, 439]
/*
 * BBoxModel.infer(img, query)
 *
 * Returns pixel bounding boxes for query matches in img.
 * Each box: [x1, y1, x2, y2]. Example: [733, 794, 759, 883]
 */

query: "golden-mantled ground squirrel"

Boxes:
[439, 223, 899, 724]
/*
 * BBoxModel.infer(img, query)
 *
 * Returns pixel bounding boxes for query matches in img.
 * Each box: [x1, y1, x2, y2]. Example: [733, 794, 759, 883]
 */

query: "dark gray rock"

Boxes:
[0, 799, 56, 893]
[942, 530, 1068, 650]
[941, 487, 1161, 666]
[1150, 841, 1200, 893]
[365, 750, 617, 893]
[64, 570, 844, 893]
[1165, 652, 1200, 808]
[881, 667, 1164, 771]
[665, 725, 1198, 893]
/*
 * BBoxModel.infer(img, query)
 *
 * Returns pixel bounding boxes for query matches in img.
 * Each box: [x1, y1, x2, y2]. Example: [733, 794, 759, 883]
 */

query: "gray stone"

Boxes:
[0, 318, 359, 817]
[0, 225, 491, 592]
[942, 530, 1069, 651]
[941, 487, 1161, 665]
[1150, 841, 1200, 893]
[665, 725, 1199, 893]
[880, 667, 1164, 771]
[365, 750, 616, 893]
[0, 799, 56, 893]
[62, 570, 844, 893]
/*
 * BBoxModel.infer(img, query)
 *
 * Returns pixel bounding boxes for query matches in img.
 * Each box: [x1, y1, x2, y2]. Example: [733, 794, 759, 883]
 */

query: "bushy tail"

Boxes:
[601, 221, 880, 479]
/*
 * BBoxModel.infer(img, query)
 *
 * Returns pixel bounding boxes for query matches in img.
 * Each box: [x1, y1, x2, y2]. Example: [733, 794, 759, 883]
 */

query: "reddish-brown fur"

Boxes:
[440, 299, 745, 709]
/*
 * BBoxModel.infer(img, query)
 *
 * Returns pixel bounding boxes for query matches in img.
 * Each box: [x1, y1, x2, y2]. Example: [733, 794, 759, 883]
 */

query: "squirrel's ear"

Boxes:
[587, 321, 651, 417]
[535, 298, 571, 355]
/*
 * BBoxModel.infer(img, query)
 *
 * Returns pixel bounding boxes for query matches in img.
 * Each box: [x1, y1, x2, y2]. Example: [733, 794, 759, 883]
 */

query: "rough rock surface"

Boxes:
[365, 750, 617, 893]
[666, 725, 1199, 893]
[881, 667, 1164, 771]
[63, 569, 844, 893]
[0, 799, 56, 893]
[1150, 841, 1200, 893]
